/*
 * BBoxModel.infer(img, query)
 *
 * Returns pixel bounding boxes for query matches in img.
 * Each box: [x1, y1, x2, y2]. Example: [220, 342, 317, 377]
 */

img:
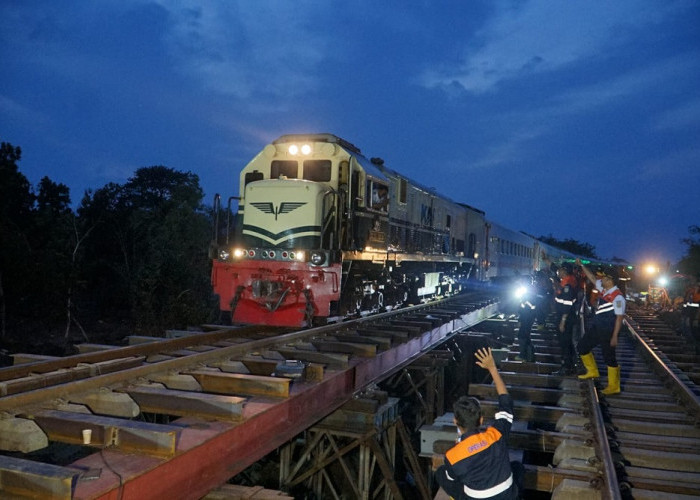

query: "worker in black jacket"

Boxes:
[435, 347, 523, 499]
[552, 264, 579, 375]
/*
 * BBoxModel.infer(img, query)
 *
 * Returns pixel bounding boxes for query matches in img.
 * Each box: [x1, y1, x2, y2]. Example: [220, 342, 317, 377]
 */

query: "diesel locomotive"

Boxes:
[210, 133, 584, 327]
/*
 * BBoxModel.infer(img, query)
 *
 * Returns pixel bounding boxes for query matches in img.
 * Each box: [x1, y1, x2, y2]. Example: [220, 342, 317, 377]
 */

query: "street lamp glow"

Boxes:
[644, 264, 658, 275]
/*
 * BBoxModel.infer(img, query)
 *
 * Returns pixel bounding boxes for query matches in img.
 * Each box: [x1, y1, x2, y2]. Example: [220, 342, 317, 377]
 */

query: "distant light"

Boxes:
[658, 277, 668, 286]
[645, 264, 658, 275]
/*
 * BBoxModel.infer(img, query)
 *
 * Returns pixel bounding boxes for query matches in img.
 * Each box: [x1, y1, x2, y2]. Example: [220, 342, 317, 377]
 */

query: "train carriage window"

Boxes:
[271, 160, 298, 179]
[244, 170, 264, 186]
[303, 160, 332, 181]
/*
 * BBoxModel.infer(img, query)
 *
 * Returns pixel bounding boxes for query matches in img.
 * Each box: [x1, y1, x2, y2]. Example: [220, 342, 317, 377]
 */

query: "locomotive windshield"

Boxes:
[271, 160, 298, 179]
[302, 160, 332, 182]
[269, 160, 332, 182]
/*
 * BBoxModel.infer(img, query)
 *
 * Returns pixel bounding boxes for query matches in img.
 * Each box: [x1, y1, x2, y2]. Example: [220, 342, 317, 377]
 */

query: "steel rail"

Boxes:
[0, 324, 283, 381]
[583, 379, 622, 500]
[624, 315, 700, 413]
[0, 294, 493, 412]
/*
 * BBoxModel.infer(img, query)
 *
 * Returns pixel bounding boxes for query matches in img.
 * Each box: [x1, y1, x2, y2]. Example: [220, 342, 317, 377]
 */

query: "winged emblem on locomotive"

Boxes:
[250, 202, 306, 221]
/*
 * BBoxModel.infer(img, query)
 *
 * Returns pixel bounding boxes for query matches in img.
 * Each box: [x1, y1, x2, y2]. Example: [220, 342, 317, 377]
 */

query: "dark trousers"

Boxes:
[577, 325, 617, 367]
[557, 313, 577, 368]
[518, 307, 536, 358]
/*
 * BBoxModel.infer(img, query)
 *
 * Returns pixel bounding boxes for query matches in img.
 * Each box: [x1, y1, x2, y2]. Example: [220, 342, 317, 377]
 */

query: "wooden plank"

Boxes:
[31, 409, 181, 457]
[123, 384, 246, 421]
[356, 327, 410, 340]
[275, 348, 349, 368]
[469, 383, 569, 405]
[74, 343, 119, 353]
[1, 357, 145, 396]
[127, 335, 162, 345]
[332, 333, 392, 351]
[0, 455, 78, 500]
[238, 357, 278, 375]
[310, 340, 377, 357]
[203, 484, 295, 499]
[148, 372, 202, 391]
[187, 370, 291, 398]
[11, 353, 58, 365]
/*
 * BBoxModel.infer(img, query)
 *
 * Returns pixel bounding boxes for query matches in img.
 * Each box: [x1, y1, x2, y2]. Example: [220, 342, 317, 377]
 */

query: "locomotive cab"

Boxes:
[211, 133, 475, 327]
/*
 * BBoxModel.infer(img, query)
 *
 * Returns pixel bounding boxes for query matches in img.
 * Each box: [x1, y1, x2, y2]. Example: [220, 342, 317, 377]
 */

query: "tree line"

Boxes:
[2, 139, 698, 355]
[1, 141, 215, 354]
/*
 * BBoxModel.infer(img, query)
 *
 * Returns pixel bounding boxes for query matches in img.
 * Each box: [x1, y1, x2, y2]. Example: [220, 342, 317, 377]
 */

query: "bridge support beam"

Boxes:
[280, 396, 431, 499]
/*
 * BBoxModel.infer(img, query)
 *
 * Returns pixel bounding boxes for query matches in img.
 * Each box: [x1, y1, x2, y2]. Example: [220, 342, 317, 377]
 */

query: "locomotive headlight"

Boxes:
[288, 144, 299, 155]
[514, 286, 527, 299]
[293, 251, 305, 261]
[301, 144, 311, 155]
[232, 248, 245, 259]
[310, 251, 326, 266]
[219, 249, 230, 261]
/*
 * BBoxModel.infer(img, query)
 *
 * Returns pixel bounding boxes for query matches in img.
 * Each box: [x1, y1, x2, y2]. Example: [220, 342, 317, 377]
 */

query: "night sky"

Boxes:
[1, 1, 698, 265]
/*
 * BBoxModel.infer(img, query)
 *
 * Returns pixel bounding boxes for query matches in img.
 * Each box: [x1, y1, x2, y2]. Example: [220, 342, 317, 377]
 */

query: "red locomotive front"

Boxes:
[212, 177, 342, 327]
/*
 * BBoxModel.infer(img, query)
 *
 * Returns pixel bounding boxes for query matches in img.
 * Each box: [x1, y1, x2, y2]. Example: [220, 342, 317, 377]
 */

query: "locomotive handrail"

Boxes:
[226, 196, 240, 245]
[321, 190, 338, 250]
[212, 193, 221, 243]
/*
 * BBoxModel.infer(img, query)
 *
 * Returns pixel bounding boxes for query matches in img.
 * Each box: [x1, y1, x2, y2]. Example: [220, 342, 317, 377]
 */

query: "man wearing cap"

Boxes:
[575, 259, 626, 395]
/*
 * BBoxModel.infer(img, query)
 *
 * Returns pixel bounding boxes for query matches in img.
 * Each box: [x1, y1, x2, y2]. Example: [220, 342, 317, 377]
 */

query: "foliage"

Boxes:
[1, 139, 217, 349]
[77, 166, 215, 334]
[677, 225, 700, 278]
[537, 234, 598, 258]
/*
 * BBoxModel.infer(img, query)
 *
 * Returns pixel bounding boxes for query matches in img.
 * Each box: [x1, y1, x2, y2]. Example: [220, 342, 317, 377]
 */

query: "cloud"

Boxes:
[637, 146, 700, 180]
[448, 50, 700, 171]
[152, 1, 328, 99]
[420, 1, 678, 94]
[654, 97, 700, 131]
[0, 95, 48, 127]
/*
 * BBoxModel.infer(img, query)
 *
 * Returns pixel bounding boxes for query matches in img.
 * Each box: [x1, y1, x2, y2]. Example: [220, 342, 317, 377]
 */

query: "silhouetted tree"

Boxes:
[0, 142, 34, 338]
[677, 225, 700, 278]
[31, 177, 74, 323]
[78, 166, 214, 333]
[538, 234, 598, 258]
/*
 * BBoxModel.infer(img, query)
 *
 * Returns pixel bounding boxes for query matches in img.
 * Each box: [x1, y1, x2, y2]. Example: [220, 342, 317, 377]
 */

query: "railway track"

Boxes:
[424, 304, 700, 499]
[2, 296, 698, 499]
[0, 292, 498, 499]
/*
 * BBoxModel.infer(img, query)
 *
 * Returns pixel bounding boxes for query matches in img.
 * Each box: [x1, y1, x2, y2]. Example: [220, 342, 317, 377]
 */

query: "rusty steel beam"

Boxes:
[66, 305, 498, 499]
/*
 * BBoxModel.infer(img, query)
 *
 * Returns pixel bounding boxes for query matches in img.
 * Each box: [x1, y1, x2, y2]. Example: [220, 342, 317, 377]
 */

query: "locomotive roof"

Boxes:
[273, 133, 389, 181]
[272, 133, 486, 209]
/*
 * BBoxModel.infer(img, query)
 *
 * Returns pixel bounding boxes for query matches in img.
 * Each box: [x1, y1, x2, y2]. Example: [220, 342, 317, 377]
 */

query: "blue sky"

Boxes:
[1, 1, 698, 266]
